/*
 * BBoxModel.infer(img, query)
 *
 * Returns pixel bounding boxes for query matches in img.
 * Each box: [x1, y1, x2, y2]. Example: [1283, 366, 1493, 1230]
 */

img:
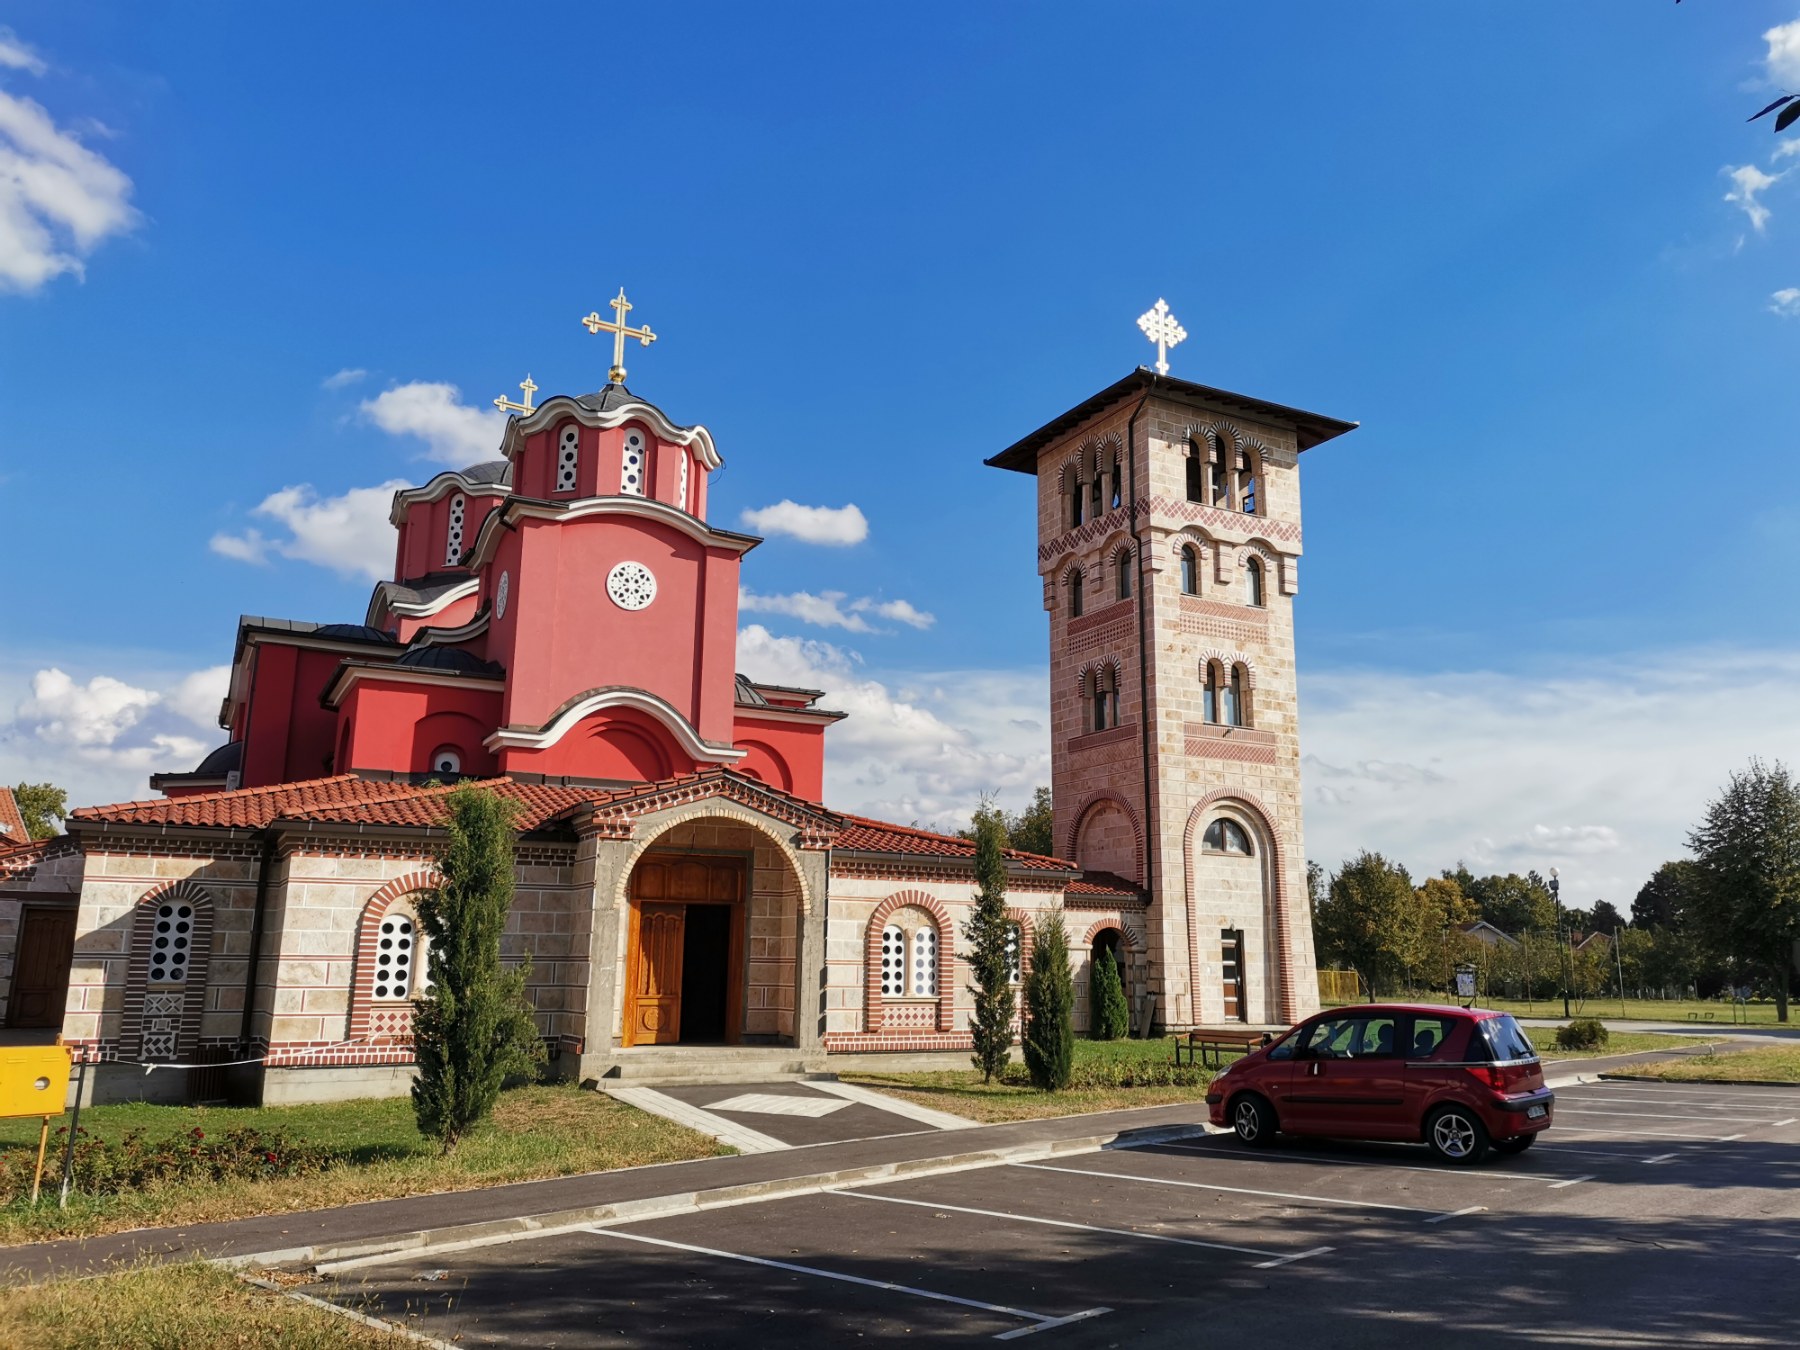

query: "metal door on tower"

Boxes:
[1220, 929, 1246, 1023]
[628, 904, 685, 1046]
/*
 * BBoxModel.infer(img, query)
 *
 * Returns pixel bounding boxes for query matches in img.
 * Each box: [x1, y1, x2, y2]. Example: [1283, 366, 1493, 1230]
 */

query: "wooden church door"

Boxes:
[626, 904, 686, 1046]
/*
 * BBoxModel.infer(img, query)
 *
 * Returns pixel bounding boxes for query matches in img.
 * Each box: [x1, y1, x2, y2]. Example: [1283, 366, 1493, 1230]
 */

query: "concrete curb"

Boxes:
[230, 1122, 1207, 1275]
[1596, 1073, 1800, 1088]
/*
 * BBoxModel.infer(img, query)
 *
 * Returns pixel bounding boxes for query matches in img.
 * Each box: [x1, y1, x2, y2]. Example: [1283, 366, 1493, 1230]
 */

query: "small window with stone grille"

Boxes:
[621, 429, 648, 497]
[556, 424, 580, 492]
[880, 923, 906, 996]
[373, 910, 424, 1001]
[444, 494, 466, 567]
[1180, 544, 1199, 596]
[1004, 922, 1022, 984]
[148, 901, 194, 985]
[910, 927, 938, 996]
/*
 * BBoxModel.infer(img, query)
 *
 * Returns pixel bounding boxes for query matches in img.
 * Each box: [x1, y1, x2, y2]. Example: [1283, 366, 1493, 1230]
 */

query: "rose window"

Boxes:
[606, 561, 657, 611]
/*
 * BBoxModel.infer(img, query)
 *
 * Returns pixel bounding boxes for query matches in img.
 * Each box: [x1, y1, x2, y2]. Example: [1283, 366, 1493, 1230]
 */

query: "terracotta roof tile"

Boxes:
[280, 779, 598, 832]
[1065, 872, 1143, 897]
[0, 788, 28, 847]
[833, 814, 1078, 870]
[70, 775, 427, 830]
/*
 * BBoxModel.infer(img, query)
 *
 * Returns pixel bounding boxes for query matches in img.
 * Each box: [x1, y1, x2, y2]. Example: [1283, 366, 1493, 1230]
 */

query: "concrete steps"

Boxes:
[593, 1046, 831, 1087]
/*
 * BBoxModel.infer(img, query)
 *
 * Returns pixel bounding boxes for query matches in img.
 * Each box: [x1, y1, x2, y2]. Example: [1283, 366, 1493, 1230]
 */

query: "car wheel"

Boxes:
[1492, 1134, 1535, 1155]
[1231, 1093, 1277, 1148]
[1425, 1105, 1491, 1164]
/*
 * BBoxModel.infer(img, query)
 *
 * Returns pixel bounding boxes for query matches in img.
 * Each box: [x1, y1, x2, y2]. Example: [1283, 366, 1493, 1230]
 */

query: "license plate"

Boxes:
[1526, 1105, 1547, 1119]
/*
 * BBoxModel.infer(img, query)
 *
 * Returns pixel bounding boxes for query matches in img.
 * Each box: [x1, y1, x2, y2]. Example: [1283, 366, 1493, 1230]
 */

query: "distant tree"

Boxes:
[1022, 913, 1074, 1090]
[1631, 861, 1702, 930]
[1467, 872, 1558, 935]
[1007, 787, 1055, 858]
[1589, 899, 1626, 934]
[1089, 946, 1129, 1041]
[411, 786, 544, 1153]
[11, 783, 68, 841]
[1688, 759, 1800, 1023]
[1442, 862, 1478, 896]
[963, 801, 1016, 1083]
[1314, 852, 1421, 995]
[1307, 860, 1327, 922]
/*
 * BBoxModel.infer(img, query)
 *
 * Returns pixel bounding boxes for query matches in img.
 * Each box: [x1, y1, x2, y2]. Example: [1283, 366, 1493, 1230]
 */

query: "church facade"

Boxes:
[0, 341, 1350, 1105]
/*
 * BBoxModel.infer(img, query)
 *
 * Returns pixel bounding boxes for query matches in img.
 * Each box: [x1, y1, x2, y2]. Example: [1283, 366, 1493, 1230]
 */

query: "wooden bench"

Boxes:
[1174, 1028, 1269, 1070]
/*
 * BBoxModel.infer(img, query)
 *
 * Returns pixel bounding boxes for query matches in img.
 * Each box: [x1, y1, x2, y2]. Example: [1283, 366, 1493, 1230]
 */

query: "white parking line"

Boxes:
[829, 1190, 1331, 1268]
[1556, 1107, 1777, 1124]
[1425, 1206, 1486, 1224]
[1567, 1084, 1800, 1105]
[1013, 1162, 1472, 1221]
[1565, 1091, 1797, 1112]
[1771, 1118, 1796, 1128]
[584, 1227, 1111, 1340]
[1148, 1141, 1590, 1187]
[1550, 1124, 1740, 1141]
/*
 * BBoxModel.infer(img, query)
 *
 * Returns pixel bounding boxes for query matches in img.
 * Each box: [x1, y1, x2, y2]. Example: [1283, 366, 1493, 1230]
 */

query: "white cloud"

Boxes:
[360, 382, 504, 466]
[1770, 287, 1800, 317]
[735, 624, 1046, 832]
[1299, 648, 1800, 906]
[0, 27, 45, 74]
[213, 480, 406, 581]
[19, 668, 159, 748]
[738, 589, 937, 633]
[1776, 139, 1800, 163]
[1766, 17, 1800, 88]
[1724, 163, 1785, 232]
[740, 500, 869, 546]
[321, 367, 367, 390]
[165, 666, 229, 730]
[0, 86, 138, 292]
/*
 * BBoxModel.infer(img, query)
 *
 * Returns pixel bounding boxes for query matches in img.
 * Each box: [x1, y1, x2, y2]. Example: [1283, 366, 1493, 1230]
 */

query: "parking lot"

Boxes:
[307, 1079, 1800, 1346]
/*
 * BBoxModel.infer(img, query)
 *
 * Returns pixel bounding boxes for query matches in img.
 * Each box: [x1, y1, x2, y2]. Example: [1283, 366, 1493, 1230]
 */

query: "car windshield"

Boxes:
[1481, 1014, 1538, 1062]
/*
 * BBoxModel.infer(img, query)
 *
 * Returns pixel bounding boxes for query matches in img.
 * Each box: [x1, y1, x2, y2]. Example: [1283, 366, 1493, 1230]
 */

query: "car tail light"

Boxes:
[1464, 1065, 1507, 1091]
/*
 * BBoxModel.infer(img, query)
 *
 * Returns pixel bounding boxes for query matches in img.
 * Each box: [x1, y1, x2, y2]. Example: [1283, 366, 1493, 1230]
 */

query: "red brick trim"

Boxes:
[1064, 790, 1144, 882]
[122, 879, 217, 1063]
[862, 890, 956, 1033]
[1181, 791, 1295, 1024]
[347, 869, 438, 1044]
[824, 1030, 975, 1053]
[1081, 917, 1141, 953]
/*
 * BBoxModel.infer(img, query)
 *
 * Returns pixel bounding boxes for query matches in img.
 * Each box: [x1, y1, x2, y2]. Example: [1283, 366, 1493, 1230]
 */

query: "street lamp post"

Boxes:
[1550, 867, 1571, 1019]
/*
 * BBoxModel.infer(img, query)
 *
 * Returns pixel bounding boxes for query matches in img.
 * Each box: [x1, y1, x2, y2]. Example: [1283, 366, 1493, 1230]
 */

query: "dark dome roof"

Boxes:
[194, 741, 243, 775]
[395, 645, 503, 677]
[457, 459, 511, 485]
[574, 383, 673, 421]
[314, 623, 398, 644]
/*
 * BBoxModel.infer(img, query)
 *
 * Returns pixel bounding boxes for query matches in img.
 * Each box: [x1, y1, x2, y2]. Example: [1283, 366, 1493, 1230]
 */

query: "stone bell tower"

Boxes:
[986, 311, 1356, 1028]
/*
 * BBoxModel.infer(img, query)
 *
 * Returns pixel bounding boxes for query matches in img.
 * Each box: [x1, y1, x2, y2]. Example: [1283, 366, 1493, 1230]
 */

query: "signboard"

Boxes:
[1454, 965, 1478, 1001]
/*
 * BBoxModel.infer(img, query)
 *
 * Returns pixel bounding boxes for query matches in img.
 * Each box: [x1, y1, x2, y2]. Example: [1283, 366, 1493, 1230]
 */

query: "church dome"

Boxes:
[573, 383, 671, 420]
[193, 741, 243, 775]
[395, 645, 503, 677]
[457, 459, 511, 486]
[313, 623, 398, 644]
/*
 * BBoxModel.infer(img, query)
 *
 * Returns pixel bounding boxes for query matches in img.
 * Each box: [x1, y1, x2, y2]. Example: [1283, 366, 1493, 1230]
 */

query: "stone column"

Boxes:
[573, 831, 634, 1084]
[792, 846, 831, 1056]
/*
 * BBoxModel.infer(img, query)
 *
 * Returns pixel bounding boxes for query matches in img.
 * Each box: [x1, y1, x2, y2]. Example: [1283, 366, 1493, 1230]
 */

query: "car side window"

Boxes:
[1304, 1016, 1365, 1059]
[1356, 1015, 1400, 1057]
[1406, 1015, 1455, 1060]
[1266, 1028, 1302, 1061]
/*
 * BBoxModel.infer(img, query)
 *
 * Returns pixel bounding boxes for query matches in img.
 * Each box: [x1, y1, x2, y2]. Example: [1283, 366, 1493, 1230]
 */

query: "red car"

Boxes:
[1204, 1003, 1553, 1163]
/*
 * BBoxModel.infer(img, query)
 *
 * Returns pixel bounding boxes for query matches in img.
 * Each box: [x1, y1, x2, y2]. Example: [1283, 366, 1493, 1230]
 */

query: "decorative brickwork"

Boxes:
[860, 890, 956, 1033]
[121, 879, 217, 1062]
[1064, 790, 1144, 882]
[1182, 724, 1279, 764]
[347, 868, 439, 1044]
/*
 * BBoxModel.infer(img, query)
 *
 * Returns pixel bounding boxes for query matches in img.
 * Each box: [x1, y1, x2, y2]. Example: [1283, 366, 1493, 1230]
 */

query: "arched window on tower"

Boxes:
[1107, 451, 1123, 511]
[1226, 664, 1251, 727]
[1203, 660, 1222, 724]
[1088, 466, 1103, 522]
[1237, 446, 1259, 515]
[1203, 818, 1254, 855]
[1209, 434, 1231, 508]
[1246, 556, 1265, 608]
[1185, 444, 1205, 503]
[1179, 545, 1199, 596]
[1090, 665, 1119, 732]
[1068, 567, 1085, 618]
[1115, 547, 1132, 601]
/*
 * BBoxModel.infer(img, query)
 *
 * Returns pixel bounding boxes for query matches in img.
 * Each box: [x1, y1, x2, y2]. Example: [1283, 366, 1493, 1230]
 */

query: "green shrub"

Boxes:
[1090, 947, 1130, 1041]
[1022, 915, 1074, 1091]
[0, 1125, 336, 1204]
[1555, 1017, 1610, 1051]
[998, 1058, 1209, 1090]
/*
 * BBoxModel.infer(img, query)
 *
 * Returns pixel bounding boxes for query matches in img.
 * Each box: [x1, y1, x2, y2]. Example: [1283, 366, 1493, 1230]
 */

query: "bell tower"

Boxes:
[987, 335, 1355, 1029]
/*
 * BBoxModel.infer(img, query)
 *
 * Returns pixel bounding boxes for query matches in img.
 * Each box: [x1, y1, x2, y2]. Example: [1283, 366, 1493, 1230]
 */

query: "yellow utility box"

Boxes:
[0, 1043, 71, 1118]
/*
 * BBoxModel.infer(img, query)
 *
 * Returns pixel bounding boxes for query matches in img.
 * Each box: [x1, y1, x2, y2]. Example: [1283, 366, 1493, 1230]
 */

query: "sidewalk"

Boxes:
[0, 1099, 1212, 1286]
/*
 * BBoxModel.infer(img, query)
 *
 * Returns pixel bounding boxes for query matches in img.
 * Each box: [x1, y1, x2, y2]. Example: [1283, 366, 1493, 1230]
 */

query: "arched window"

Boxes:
[880, 923, 906, 996]
[1209, 434, 1231, 508]
[677, 453, 690, 513]
[556, 424, 580, 493]
[1185, 446, 1205, 503]
[910, 927, 938, 996]
[1203, 818, 1254, 855]
[1179, 545, 1199, 596]
[1068, 568, 1085, 618]
[1246, 556, 1265, 608]
[1107, 453, 1122, 511]
[1225, 665, 1249, 727]
[621, 429, 647, 497]
[1090, 665, 1119, 732]
[444, 494, 467, 567]
[1004, 922, 1023, 984]
[1070, 474, 1085, 527]
[1088, 468, 1103, 522]
[1204, 661, 1222, 724]
[373, 907, 424, 1001]
[430, 746, 462, 776]
[1115, 548, 1132, 601]
[1237, 447, 1259, 515]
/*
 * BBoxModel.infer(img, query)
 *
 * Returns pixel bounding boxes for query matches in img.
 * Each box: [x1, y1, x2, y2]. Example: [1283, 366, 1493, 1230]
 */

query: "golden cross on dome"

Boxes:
[580, 287, 657, 385]
[493, 374, 537, 416]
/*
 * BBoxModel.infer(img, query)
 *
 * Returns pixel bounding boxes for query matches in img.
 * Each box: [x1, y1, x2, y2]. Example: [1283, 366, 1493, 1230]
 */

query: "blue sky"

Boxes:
[3, 4, 1799, 906]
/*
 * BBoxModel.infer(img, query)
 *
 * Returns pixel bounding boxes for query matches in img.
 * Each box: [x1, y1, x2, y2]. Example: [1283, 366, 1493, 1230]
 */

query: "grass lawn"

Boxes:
[843, 1037, 1213, 1124]
[1475, 996, 1789, 1027]
[0, 1083, 726, 1246]
[0, 1261, 408, 1349]
[1620, 1045, 1800, 1084]
[1533, 1031, 1716, 1060]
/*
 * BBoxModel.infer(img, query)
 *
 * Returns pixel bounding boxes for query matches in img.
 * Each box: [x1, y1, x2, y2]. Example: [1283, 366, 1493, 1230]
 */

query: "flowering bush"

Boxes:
[0, 1124, 336, 1204]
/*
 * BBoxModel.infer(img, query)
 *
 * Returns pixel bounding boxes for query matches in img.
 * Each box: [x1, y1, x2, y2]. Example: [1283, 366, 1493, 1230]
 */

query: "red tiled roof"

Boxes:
[0, 787, 29, 848]
[833, 814, 1078, 870]
[1065, 872, 1143, 897]
[279, 779, 598, 832]
[70, 775, 429, 829]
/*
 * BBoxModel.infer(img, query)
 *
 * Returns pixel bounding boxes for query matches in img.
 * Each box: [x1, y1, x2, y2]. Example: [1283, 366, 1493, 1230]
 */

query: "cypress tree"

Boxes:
[1023, 913, 1074, 1090]
[412, 786, 545, 1153]
[963, 801, 1016, 1083]
[1090, 946, 1130, 1041]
